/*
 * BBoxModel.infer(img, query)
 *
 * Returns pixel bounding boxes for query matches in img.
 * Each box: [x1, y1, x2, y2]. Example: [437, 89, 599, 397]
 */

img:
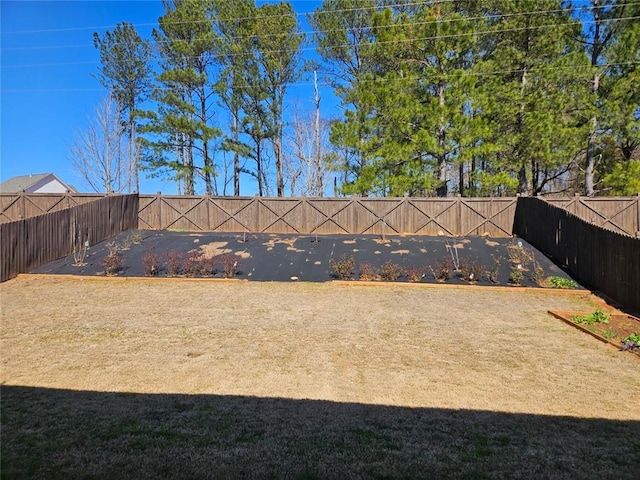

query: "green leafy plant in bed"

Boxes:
[547, 276, 577, 289]
[571, 310, 610, 325]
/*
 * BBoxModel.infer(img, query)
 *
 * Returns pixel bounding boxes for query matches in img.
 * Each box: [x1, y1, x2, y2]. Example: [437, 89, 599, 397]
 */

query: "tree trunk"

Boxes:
[233, 110, 240, 196]
[436, 82, 447, 197]
[314, 71, 323, 197]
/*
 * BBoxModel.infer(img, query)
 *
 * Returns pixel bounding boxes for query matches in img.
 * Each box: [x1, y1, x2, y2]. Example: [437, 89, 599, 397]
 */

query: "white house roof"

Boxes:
[0, 173, 78, 193]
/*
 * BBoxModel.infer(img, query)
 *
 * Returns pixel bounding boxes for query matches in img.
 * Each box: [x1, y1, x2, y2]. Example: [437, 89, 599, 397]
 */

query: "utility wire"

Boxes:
[3, 13, 638, 68]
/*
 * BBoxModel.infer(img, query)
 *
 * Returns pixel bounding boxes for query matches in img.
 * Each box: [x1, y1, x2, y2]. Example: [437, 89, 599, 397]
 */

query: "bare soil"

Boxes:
[1, 276, 639, 479]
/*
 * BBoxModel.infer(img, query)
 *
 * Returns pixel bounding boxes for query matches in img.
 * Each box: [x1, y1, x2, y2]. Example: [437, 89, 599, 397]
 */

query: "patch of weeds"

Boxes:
[547, 276, 578, 289]
[329, 254, 355, 280]
[430, 257, 453, 282]
[509, 265, 523, 286]
[101, 242, 123, 275]
[405, 265, 426, 282]
[459, 258, 484, 282]
[166, 250, 184, 277]
[602, 330, 618, 340]
[142, 247, 163, 276]
[358, 262, 379, 281]
[380, 261, 403, 281]
[120, 235, 132, 251]
[218, 254, 240, 278]
[487, 255, 501, 284]
[572, 310, 610, 325]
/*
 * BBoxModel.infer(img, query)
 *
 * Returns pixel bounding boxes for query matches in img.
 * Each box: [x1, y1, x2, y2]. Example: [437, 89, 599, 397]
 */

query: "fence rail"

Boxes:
[514, 197, 640, 314]
[0, 192, 107, 223]
[0, 195, 138, 282]
[137, 195, 518, 237]
[544, 195, 640, 237]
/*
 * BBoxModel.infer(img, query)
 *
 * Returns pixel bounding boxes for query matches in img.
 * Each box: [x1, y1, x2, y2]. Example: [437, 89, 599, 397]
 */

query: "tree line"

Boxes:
[81, 0, 639, 197]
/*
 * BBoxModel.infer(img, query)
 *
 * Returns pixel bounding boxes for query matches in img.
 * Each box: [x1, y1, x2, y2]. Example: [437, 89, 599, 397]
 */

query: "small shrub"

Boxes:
[166, 250, 184, 276]
[142, 247, 163, 276]
[358, 262, 379, 281]
[183, 250, 204, 277]
[405, 265, 426, 282]
[487, 255, 501, 284]
[547, 276, 578, 289]
[218, 253, 240, 278]
[430, 257, 453, 282]
[129, 229, 143, 244]
[572, 310, 610, 325]
[329, 254, 355, 280]
[509, 265, 523, 286]
[459, 258, 484, 282]
[622, 332, 640, 344]
[101, 251, 123, 276]
[199, 256, 216, 276]
[507, 240, 533, 268]
[380, 261, 403, 281]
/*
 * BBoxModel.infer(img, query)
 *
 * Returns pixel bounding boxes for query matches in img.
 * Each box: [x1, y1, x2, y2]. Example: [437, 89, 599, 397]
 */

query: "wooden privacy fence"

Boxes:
[0, 194, 138, 282]
[545, 195, 640, 238]
[514, 197, 640, 314]
[138, 195, 518, 237]
[0, 192, 107, 223]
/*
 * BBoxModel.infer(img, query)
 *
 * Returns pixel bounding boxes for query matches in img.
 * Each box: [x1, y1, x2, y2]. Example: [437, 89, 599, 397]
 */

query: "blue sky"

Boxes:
[1, 0, 330, 194]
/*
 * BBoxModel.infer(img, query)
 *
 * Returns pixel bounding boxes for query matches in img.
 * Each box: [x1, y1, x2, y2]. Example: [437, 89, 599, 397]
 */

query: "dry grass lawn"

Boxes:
[1, 276, 639, 479]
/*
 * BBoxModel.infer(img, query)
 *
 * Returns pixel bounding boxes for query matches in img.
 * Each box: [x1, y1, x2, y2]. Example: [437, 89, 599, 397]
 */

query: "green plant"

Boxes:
[509, 266, 523, 286]
[572, 310, 610, 325]
[602, 330, 618, 340]
[405, 265, 426, 282]
[380, 261, 403, 281]
[329, 254, 355, 280]
[547, 276, 578, 289]
[430, 257, 453, 282]
[622, 332, 640, 344]
[358, 262, 379, 281]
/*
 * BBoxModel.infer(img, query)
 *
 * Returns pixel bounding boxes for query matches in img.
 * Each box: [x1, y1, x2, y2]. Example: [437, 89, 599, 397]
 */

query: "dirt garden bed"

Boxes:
[549, 310, 640, 356]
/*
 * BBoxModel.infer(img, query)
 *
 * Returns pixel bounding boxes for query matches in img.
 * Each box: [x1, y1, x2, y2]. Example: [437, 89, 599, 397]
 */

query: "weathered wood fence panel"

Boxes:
[137, 195, 518, 236]
[0, 192, 106, 224]
[0, 195, 138, 282]
[514, 197, 640, 314]
[545, 196, 640, 237]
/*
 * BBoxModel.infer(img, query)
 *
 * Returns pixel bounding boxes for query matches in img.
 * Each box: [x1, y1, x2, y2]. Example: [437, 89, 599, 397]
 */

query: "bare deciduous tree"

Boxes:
[69, 96, 132, 193]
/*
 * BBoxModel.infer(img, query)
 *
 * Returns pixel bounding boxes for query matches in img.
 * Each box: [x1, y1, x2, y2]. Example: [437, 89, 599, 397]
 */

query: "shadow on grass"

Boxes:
[2, 385, 639, 479]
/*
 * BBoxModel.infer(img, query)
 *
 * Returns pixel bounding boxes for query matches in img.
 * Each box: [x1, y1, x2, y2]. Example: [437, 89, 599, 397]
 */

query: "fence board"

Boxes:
[0, 192, 107, 223]
[514, 197, 640, 313]
[0, 194, 138, 282]
[545, 196, 640, 237]
[136, 196, 518, 237]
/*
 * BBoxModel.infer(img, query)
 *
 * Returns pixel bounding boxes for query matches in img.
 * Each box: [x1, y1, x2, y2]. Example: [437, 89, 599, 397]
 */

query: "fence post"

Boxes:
[155, 192, 162, 230]
[19, 191, 25, 220]
[456, 194, 462, 236]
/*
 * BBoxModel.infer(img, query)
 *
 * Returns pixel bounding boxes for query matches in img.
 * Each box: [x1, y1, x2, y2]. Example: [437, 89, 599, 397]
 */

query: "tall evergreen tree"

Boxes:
[93, 22, 153, 192]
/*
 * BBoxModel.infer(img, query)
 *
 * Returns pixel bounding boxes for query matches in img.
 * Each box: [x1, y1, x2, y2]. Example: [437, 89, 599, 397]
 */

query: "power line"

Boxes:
[3, 13, 638, 69]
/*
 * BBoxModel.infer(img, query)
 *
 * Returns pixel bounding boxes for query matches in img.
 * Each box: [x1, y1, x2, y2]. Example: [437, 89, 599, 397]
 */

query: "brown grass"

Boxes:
[1, 276, 639, 479]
